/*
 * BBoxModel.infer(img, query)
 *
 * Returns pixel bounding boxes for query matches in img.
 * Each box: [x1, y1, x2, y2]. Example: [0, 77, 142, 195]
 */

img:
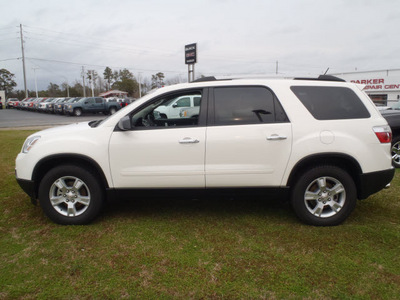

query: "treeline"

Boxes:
[3, 67, 183, 99]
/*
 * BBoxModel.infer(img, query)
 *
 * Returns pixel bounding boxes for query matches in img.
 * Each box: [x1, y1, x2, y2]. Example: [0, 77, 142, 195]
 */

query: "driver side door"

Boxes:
[109, 89, 207, 188]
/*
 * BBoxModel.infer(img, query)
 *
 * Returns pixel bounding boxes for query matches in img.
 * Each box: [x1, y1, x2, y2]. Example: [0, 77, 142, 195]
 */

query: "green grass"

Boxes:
[1, 130, 399, 299]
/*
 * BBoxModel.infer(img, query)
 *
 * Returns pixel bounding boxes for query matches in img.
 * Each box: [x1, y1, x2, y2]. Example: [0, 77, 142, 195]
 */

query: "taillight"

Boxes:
[373, 126, 392, 143]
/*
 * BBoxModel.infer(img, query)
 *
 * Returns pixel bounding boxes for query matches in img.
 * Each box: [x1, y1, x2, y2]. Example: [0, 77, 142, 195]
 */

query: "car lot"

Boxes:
[0, 109, 104, 129]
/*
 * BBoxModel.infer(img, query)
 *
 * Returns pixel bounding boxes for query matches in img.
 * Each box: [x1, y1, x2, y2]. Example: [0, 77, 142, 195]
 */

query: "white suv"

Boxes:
[15, 75, 394, 226]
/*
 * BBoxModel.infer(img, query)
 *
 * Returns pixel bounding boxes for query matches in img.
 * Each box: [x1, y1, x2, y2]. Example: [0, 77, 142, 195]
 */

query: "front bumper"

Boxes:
[16, 177, 37, 205]
[358, 168, 395, 199]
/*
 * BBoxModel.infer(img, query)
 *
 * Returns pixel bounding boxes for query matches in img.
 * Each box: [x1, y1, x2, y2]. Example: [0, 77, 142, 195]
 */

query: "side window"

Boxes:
[291, 86, 371, 120]
[130, 91, 202, 129]
[86, 98, 94, 104]
[213, 87, 288, 125]
[175, 97, 190, 108]
[193, 96, 201, 107]
[95, 98, 103, 104]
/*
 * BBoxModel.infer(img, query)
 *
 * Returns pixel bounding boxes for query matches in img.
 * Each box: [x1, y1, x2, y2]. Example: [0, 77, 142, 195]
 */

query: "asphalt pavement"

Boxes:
[0, 109, 105, 129]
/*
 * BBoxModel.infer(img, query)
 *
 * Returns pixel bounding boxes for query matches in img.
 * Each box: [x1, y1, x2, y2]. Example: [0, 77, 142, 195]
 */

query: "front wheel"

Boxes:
[73, 108, 82, 116]
[38, 165, 104, 225]
[109, 107, 117, 115]
[291, 165, 357, 226]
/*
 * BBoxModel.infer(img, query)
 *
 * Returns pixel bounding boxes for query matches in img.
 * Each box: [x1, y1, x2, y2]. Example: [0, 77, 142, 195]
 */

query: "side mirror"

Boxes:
[172, 103, 178, 108]
[117, 116, 131, 131]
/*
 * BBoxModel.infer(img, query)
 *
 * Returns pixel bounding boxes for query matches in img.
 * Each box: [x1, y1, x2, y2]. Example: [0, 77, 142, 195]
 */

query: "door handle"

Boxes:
[179, 137, 200, 144]
[267, 134, 287, 141]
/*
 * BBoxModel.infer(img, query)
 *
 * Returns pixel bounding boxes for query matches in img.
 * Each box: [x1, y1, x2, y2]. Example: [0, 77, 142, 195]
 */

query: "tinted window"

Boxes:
[291, 86, 370, 120]
[194, 96, 201, 106]
[213, 87, 288, 125]
[95, 98, 103, 104]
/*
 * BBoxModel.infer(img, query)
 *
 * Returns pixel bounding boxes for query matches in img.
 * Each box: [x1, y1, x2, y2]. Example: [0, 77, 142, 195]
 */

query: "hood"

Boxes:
[30, 121, 92, 137]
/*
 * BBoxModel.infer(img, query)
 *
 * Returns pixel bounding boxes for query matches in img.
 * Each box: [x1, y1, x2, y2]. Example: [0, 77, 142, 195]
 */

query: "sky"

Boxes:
[1, 0, 400, 91]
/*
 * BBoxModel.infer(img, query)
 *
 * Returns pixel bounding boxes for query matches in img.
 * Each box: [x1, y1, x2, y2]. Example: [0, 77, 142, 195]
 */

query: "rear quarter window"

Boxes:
[291, 86, 370, 120]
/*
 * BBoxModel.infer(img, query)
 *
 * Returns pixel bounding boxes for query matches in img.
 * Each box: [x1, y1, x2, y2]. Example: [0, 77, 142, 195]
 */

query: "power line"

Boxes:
[0, 58, 20, 62]
[25, 57, 184, 74]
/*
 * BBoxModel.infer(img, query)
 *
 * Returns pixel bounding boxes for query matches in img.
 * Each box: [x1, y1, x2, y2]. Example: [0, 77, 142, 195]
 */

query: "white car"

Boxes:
[16, 75, 394, 226]
[154, 95, 201, 119]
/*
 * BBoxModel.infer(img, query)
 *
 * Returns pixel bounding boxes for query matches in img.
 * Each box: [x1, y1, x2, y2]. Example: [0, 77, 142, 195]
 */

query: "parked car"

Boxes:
[380, 108, 400, 168]
[33, 98, 48, 111]
[16, 75, 394, 226]
[6, 98, 19, 109]
[154, 94, 201, 119]
[61, 97, 81, 115]
[64, 97, 121, 116]
[37, 98, 54, 113]
[21, 98, 37, 110]
[54, 98, 71, 114]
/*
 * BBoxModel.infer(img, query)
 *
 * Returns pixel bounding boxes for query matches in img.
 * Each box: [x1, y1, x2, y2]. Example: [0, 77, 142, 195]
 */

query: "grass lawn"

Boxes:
[1, 130, 399, 299]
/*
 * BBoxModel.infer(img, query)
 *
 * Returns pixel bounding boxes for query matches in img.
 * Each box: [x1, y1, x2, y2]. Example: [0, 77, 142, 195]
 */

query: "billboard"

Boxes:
[185, 43, 197, 64]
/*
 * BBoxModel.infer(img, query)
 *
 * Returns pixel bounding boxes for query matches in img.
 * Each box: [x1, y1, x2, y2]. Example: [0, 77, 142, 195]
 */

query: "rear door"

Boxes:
[205, 86, 292, 187]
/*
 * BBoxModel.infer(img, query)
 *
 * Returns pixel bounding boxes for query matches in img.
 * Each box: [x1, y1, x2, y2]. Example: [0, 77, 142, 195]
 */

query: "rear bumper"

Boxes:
[358, 168, 395, 199]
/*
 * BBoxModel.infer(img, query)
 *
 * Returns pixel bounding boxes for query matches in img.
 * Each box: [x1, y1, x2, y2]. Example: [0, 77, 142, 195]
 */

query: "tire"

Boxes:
[109, 107, 117, 115]
[38, 165, 104, 225]
[391, 136, 400, 168]
[291, 165, 357, 226]
[73, 108, 82, 116]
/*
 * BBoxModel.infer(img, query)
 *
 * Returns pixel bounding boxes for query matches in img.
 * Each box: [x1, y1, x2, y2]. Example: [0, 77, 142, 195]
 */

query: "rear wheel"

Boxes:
[391, 136, 400, 168]
[38, 165, 104, 225]
[291, 165, 357, 226]
[109, 107, 117, 115]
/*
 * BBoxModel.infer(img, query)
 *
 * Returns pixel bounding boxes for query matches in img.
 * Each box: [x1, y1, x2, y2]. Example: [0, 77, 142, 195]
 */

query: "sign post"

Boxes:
[185, 43, 197, 82]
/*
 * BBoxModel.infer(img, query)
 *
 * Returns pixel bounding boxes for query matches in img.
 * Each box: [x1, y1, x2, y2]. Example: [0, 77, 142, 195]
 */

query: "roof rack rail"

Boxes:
[294, 75, 346, 82]
[191, 76, 217, 83]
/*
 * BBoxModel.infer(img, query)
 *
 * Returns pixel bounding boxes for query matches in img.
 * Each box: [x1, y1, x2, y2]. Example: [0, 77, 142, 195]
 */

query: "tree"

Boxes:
[110, 68, 138, 97]
[86, 70, 98, 89]
[0, 68, 17, 95]
[103, 67, 113, 90]
[47, 83, 61, 97]
[151, 72, 165, 89]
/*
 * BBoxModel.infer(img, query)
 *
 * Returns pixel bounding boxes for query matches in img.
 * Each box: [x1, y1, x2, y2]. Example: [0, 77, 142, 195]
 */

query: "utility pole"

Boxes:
[20, 24, 28, 98]
[138, 72, 142, 98]
[90, 70, 94, 97]
[32, 67, 39, 98]
[81, 66, 86, 97]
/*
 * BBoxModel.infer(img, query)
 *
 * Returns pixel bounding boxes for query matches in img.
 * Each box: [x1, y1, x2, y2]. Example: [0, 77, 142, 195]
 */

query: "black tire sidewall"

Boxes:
[291, 165, 357, 226]
[38, 165, 104, 225]
[391, 136, 400, 168]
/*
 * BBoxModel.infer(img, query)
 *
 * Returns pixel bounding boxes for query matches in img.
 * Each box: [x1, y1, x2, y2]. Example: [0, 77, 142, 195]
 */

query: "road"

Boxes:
[0, 109, 105, 129]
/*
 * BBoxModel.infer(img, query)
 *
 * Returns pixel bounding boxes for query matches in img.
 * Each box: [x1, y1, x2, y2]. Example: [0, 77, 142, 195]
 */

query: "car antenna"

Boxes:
[324, 67, 330, 75]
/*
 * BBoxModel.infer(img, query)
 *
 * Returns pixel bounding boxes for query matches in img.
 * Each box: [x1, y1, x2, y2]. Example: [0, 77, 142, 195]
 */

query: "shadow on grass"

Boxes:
[100, 193, 296, 224]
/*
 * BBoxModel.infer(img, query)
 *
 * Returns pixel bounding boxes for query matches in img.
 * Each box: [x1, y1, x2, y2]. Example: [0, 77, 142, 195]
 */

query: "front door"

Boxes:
[109, 89, 207, 188]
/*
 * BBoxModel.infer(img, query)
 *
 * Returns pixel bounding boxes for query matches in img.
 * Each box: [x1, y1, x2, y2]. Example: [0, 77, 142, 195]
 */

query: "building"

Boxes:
[99, 90, 128, 98]
[333, 69, 400, 106]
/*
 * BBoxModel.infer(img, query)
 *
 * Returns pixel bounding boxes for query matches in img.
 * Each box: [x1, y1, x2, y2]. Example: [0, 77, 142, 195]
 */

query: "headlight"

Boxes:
[22, 136, 41, 153]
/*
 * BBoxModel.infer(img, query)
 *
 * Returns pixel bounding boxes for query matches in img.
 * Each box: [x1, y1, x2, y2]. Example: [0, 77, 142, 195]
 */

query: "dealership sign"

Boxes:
[185, 43, 197, 64]
[351, 78, 400, 91]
